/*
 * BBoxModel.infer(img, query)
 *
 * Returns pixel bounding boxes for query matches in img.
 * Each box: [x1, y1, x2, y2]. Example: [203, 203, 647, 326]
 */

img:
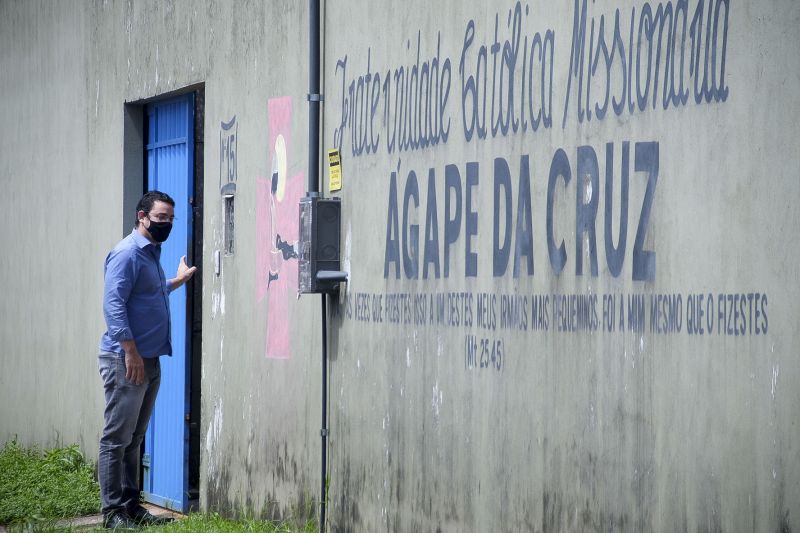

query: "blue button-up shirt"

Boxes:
[99, 229, 172, 358]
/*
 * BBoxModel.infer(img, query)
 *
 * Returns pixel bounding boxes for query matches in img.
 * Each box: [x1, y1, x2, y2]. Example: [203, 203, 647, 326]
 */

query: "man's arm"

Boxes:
[104, 249, 145, 385]
[168, 255, 197, 291]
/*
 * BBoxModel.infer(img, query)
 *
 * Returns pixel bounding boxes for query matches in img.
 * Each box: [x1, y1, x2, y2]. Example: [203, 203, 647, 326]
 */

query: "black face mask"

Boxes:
[146, 218, 173, 242]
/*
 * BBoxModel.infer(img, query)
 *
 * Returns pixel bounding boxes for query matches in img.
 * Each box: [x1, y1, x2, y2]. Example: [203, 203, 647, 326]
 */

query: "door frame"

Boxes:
[122, 84, 204, 511]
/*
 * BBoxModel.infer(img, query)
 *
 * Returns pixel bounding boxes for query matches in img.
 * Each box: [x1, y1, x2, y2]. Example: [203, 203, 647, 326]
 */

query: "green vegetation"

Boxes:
[0, 439, 100, 526]
[138, 512, 317, 533]
[3, 513, 316, 532]
[1, 439, 317, 532]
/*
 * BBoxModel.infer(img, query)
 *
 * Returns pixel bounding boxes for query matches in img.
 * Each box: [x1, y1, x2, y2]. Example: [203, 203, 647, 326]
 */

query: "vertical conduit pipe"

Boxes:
[307, 1, 327, 532]
[308, 0, 321, 196]
[319, 296, 328, 533]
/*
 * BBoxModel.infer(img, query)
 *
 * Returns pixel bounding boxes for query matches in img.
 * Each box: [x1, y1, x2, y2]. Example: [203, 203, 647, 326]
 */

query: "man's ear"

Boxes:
[137, 210, 146, 224]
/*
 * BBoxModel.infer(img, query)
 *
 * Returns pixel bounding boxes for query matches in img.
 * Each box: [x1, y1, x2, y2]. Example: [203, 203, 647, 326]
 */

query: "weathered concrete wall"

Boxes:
[0, 0, 98, 454]
[2, 0, 799, 531]
[86, 1, 320, 518]
[0, 0, 319, 522]
[323, 0, 800, 531]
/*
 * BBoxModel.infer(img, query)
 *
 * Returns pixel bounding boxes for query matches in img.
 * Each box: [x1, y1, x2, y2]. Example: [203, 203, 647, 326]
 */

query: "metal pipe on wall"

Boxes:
[308, 0, 321, 197]
[319, 296, 328, 533]
[307, 0, 327, 532]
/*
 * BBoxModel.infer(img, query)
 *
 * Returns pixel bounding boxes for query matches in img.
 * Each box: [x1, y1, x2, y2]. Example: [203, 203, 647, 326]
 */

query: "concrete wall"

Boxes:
[0, 0, 798, 531]
[0, 0, 97, 454]
[323, 0, 800, 531]
[0, 0, 319, 522]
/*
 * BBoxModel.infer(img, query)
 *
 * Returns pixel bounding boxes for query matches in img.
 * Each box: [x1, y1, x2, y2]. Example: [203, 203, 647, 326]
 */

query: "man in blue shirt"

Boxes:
[98, 191, 196, 530]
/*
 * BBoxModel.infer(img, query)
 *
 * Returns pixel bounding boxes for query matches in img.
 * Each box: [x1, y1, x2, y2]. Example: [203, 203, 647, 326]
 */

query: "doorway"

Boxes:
[133, 89, 203, 512]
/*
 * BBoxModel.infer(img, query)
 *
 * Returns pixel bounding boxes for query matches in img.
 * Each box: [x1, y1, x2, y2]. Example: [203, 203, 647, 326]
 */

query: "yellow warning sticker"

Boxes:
[328, 149, 342, 192]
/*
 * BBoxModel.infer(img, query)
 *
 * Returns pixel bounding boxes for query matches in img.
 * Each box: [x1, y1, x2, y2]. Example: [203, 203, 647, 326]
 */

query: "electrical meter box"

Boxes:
[298, 196, 343, 293]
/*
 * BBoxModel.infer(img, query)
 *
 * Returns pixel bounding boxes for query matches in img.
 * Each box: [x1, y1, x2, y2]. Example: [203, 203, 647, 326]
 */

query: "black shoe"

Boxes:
[103, 511, 139, 530]
[128, 505, 175, 526]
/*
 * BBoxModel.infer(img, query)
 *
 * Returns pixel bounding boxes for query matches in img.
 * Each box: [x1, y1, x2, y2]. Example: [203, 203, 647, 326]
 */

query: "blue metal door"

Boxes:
[143, 95, 194, 511]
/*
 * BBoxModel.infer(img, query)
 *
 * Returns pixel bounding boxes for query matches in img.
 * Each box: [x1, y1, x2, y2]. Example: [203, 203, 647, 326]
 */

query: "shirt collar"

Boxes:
[130, 228, 156, 249]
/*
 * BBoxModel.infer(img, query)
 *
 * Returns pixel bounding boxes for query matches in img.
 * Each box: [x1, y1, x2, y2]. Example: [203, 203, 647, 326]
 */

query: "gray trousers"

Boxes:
[97, 352, 161, 516]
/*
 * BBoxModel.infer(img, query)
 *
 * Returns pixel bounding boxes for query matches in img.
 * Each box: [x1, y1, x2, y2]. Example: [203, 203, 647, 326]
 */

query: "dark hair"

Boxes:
[135, 190, 175, 226]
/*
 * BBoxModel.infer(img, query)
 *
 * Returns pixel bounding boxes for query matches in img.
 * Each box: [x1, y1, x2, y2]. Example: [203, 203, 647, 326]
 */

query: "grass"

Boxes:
[0, 439, 100, 526]
[0, 439, 317, 533]
[129, 513, 316, 532]
[2, 514, 317, 533]
[8, 513, 317, 532]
